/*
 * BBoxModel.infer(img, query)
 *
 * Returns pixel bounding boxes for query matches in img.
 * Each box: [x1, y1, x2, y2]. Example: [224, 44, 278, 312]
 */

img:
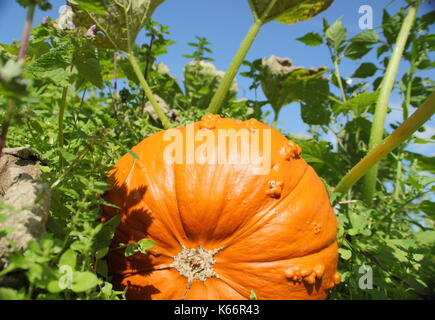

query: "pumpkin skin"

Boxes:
[102, 114, 339, 300]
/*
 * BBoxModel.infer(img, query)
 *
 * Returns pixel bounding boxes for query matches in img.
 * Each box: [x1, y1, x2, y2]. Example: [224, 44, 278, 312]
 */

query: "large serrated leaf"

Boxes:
[72, 43, 103, 88]
[250, 0, 333, 24]
[260, 55, 328, 112]
[68, 0, 165, 52]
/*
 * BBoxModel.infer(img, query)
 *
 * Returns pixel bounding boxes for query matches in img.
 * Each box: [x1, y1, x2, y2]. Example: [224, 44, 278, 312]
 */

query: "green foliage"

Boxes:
[289, 4, 435, 299]
[183, 36, 214, 62]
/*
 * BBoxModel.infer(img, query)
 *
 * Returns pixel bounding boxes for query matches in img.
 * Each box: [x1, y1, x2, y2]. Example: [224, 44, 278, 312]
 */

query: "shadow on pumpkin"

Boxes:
[124, 282, 161, 300]
[304, 278, 323, 295]
[287, 278, 324, 296]
[102, 180, 161, 298]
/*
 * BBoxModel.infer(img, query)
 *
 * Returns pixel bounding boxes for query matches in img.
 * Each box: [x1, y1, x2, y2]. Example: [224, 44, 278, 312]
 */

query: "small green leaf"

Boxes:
[96, 247, 109, 260]
[250, 288, 257, 300]
[71, 271, 100, 292]
[47, 280, 63, 293]
[338, 248, 352, 260]
[96, 259, 108, 278]
[325, 18, 347, 52]
[124, 238, 156, 257]
[137, 238, 156, 252]
[350, 30, 379, 44]
[296, 32, 323, 46]
[377, 44, 390, 57]
[59, 249, 77, 269]
[344, 42, 372, 60]
[334, 91, 379, 115]
[351, 62, 377, 78]
[60, 149, 76, 163]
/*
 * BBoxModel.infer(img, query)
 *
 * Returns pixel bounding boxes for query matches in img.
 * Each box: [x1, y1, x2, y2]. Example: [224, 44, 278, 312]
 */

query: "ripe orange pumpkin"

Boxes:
[102, 114, 339, 300]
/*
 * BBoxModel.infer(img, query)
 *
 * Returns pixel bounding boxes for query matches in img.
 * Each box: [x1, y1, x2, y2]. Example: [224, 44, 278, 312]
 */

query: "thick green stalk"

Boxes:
[207, 0, 278, 114]
[127, 53, 172, 129]
[362, 4, 418, 203]
[207, 20, 263, 114]
[335, 91, 435, 194]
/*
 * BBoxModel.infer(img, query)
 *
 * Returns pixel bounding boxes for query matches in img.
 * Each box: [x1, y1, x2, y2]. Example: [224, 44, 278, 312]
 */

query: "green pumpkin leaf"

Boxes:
[260, 55, 328, 112]
[249, 0, 333, 24]
[68, 0, 165, 52]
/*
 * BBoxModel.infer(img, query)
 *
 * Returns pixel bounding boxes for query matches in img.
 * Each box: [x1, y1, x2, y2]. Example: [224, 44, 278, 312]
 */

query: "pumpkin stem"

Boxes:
[169, 244, 224, 298]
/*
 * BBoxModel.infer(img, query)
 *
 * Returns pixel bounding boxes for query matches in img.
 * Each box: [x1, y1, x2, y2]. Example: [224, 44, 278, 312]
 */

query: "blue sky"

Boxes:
[0, 0, 434, 155]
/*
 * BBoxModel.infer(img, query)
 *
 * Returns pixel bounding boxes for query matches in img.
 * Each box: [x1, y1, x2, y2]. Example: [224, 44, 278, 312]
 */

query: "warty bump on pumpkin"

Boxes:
[102, 114, 340, 300]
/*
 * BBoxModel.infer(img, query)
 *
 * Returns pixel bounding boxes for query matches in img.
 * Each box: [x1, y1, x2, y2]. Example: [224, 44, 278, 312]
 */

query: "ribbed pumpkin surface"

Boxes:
[102, 115, 339, 300]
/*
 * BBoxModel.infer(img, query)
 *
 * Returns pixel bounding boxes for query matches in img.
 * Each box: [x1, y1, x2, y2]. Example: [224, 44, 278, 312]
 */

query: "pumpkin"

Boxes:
[102, 114, 339, 300]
